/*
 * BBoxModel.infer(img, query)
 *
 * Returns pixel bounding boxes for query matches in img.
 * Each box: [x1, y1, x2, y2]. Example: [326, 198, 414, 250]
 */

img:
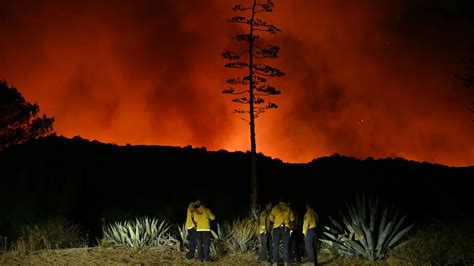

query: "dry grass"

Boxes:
[0, 247, 411, 265]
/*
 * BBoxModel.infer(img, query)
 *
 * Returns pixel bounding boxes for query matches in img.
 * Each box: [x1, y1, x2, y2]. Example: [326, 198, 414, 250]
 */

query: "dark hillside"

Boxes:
[1, 136, 473, 240]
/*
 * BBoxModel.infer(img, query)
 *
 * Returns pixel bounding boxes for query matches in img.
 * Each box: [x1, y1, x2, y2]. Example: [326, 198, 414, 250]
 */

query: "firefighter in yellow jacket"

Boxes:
[192, 203, 215, 262]
[288, 202, 301, 263]
[185, 200, 200, 259]
[258, 202, 273, 262]
[303, 203, 319, 264]
[269, 199, 294, 263]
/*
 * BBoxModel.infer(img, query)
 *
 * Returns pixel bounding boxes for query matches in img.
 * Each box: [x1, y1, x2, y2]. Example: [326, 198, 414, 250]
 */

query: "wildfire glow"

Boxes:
[0, 0, 473, 166]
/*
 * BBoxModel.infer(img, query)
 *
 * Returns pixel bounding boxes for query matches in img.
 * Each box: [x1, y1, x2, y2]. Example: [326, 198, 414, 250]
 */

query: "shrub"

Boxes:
[15, 218, 87, 253]
[390, 224, 473, 265]
[102, 217, 172, 248]
[210, 223, 226, 257]
[177, 223, 189, 251]
[222, 217, 259, 253]
[320, 194, 414, 260]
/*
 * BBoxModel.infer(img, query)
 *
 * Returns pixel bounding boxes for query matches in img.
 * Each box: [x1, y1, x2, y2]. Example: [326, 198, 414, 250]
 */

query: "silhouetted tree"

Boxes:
[222, 0, 284, 209]
[0, 80, 54, 151]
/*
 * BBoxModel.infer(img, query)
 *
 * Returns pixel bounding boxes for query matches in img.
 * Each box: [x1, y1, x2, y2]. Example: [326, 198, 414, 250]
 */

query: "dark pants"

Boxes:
[186, 228, 197, 259]
[197, 231, 211, 261]
[259, 232, 271, 262]
[305, 228, 318, 264]
[290, 230, 301, 262]
[273, 226, 290, 263]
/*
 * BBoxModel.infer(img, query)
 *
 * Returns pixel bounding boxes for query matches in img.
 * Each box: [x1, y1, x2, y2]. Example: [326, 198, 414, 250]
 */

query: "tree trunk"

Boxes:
[249, 0, 258, 211]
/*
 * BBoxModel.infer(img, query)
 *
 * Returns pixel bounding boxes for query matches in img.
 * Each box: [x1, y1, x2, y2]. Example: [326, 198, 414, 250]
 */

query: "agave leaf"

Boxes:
[387, 214, 406, 242]
[320, 239, 353, 254]
[363, 226, 374, 260]
[376, 220, 394, 252]
[377, 207, 388, 244]
[347, 240, 367, 257]
[329, 216, 344, 232]
[369, 197, 378, 232]
[386, 223, 414, 248]
[344, 202, 357, 225]
[324, 226, 340, 236]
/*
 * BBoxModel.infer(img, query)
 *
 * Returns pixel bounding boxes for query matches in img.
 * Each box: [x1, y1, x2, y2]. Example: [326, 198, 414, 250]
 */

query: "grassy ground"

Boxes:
[0, 247, 410, 265]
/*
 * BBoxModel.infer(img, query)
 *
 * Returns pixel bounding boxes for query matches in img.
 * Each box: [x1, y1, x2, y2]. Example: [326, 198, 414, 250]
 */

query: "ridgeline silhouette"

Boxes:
[0, 135, 473, 241]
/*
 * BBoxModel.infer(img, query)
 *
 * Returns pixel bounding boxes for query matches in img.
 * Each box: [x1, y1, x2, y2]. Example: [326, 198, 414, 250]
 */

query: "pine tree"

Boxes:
[222, 0, 284, 209]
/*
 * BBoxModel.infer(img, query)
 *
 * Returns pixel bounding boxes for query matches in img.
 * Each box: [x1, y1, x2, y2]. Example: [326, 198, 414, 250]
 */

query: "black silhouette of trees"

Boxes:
[222, 0, 284, 209]
[0, 80, 54, 151]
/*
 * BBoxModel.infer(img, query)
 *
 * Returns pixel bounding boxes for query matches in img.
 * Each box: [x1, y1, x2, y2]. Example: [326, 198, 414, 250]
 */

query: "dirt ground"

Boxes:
[0, 247, 406, 265]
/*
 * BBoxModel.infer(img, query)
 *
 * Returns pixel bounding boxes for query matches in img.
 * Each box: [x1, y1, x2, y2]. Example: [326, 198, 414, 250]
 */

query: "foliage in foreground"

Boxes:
[103, 217, 176, 248]
[391, 224, 474, 265]
[15, 218, 86, 254]
[321, 195, 414, 260]
[177, 217, 258, 257]
[222, 217, 259, 253]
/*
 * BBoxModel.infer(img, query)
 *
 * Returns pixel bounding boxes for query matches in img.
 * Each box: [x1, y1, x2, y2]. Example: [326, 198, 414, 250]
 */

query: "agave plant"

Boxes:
[177, 223, 189, 251]
[210, 223, 226, 257]
[320, 195, 414, 260]
[103, 217, 171, 248]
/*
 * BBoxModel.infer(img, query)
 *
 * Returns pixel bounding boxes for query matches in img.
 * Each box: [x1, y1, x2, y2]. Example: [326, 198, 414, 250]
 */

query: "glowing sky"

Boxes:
[1, 0, 473, 166]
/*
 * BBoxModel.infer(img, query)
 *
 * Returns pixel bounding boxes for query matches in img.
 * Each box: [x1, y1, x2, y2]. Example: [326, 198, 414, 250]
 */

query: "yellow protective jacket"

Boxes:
[287, 208, 299, 231]
[269, 203, 294, 229]
[185, 202, 197, 229]
[193, 205, 215, 231]
[302, 207, 319, 235]
[258, 209, 273, 234]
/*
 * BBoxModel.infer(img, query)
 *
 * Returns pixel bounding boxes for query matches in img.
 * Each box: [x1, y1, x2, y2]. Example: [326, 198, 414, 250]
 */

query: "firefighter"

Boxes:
[269, 199, 295, 264]
[258, 202, 273, 262]
[185, 200, 200, 259]
[192, 202, 215, 262]
[288, 202, 301, 263]
[303, 203, 319, 265]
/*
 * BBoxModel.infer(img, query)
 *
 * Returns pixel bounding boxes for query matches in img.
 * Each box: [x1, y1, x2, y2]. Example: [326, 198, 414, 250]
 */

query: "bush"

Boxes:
[15, 218, 87, 253]
[320, 194, 414, 260]
[390, 224, 473, 264]
[178, 217, 258, 257]
[222, 218, 258, 254]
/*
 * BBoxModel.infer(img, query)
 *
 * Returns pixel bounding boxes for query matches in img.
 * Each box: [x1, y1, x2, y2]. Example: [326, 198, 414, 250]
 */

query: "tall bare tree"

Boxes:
[222, 0, 284, 209]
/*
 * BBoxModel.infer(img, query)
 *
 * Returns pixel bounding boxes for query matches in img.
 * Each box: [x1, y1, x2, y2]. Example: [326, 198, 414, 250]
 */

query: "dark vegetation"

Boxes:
[0, 80, 54, 151]
[1, 135, 473, 244]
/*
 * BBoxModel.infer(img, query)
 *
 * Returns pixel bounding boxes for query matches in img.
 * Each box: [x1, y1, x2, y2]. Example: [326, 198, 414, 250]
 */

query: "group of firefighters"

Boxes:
[185, 199, 319, 264]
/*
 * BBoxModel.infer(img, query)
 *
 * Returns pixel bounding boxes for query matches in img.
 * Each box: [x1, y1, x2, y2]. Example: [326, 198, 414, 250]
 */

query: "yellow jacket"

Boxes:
[287, 208, 299, 231]
[269, 203, 294, 229]
[258, 209, 273, 234]
[185, 202, 197, 229]
[193, 205, 215, 231]
[303, 207, 319, 235]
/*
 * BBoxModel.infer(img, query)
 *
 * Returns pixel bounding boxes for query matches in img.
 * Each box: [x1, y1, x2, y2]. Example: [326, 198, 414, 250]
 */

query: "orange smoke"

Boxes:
[0, 0, 473, 166]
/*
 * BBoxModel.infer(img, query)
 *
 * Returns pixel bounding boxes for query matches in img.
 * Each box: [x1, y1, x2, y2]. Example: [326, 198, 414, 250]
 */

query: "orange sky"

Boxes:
[1, 0, 473, 166]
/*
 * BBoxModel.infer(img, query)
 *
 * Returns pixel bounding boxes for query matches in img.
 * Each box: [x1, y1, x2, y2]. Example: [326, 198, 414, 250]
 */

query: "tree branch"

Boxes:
[226, 76, 250, 85]
[233, 4, 252, 12]
[222, 88, 249, 95]
[222, 50, 250, 60]
[224, 61, 249, 69]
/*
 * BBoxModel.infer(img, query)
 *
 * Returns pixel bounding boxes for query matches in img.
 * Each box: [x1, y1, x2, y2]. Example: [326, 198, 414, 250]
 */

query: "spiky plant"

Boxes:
[210, 223, 226, 257]
[320, 195, 414, 260]
[223, 218, 259, 253]
[103, 217, 171, 248]
[177, 223, 189, 251]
